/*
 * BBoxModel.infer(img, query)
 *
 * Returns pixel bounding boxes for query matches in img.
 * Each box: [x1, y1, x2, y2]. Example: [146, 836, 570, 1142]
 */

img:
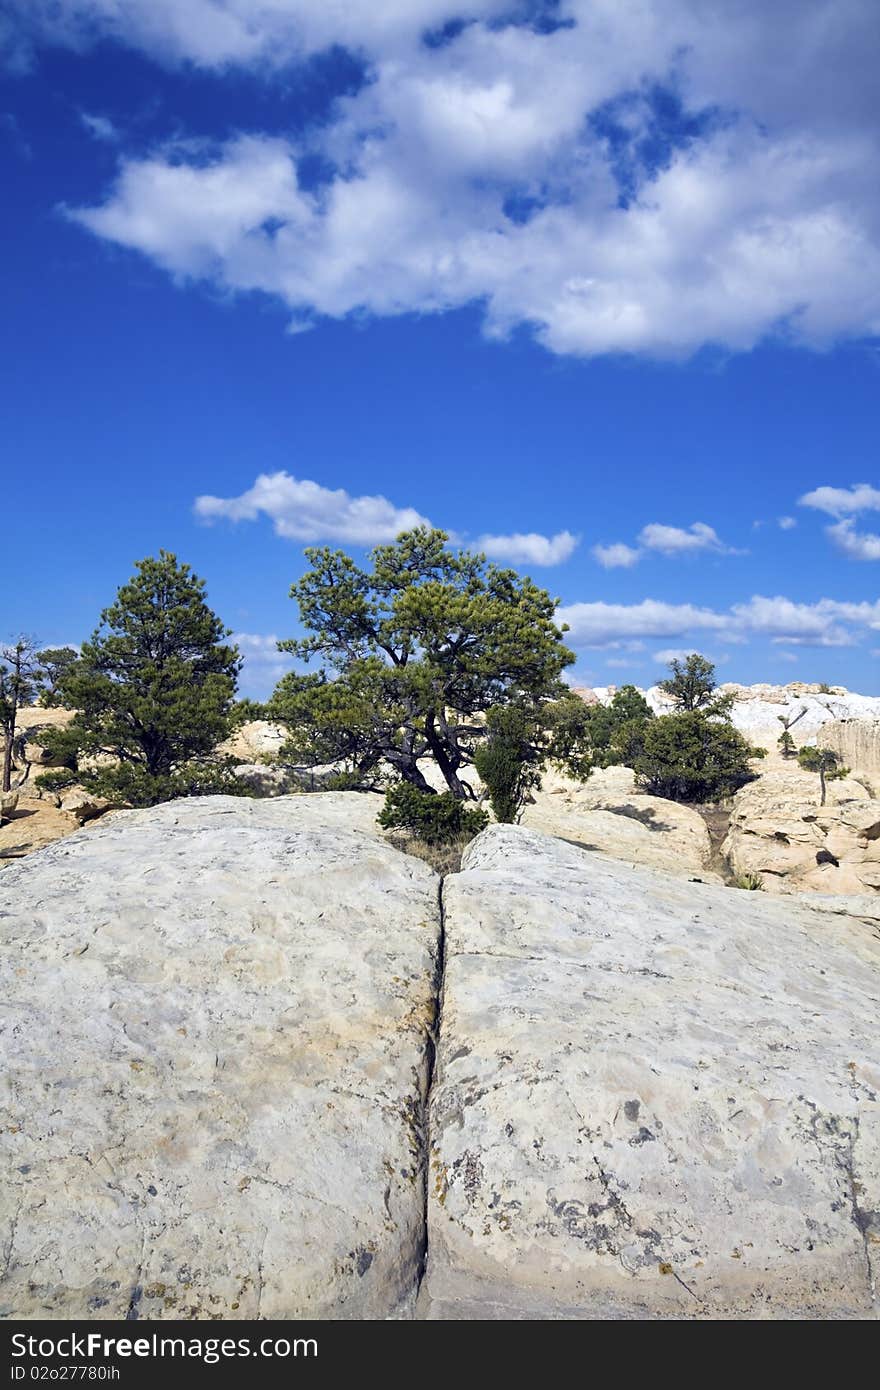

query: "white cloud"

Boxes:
[593, 521, 740, 566]
[477, 530, 579, 566]
[653, 647, 700, 665]
[27, 0, 878, 359]
[827, 518, 880, 561]
[778, 515, 797, 530]
[638, 521, 739, 556]
[592, 541, 641, 570]
[80, 111, 120, 142]
[798, 483, 880, 516]
[558, 599, 730, 648]
[195, 470, 431, 546]
[559, 592, 880, 652]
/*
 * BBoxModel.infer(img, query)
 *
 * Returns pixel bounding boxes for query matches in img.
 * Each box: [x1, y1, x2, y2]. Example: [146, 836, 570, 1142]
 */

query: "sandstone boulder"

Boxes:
[522, 765, 716, 880]
[58, 788, 112, 824]
[422, 825, 880, 1318]
[723, 770, 880, 894]
[0, 794, 440, 1319]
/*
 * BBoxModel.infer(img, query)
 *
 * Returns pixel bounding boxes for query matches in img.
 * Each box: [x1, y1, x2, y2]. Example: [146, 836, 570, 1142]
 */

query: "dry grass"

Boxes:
[389, 834, 473, 876]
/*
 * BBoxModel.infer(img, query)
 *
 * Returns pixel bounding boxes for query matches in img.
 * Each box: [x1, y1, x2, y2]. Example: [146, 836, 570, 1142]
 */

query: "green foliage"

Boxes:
[777, 730, 796, 758]
[659, 653, 732, 716]
[633, 709, 762, 802]
[33, 768, 78, 793]
[797, 745, 847, 805]
[39, 552, 243, 808]
[733, 871, 764, 891]
[378, 783, 489, 845]
[78, 760, 250, 808]
[576, 684, 654, 768]
[474, 703, 544, 823]
[268, 528, 580, 799]
[36, 647, 78, 706]
[817, 683, 832, 694]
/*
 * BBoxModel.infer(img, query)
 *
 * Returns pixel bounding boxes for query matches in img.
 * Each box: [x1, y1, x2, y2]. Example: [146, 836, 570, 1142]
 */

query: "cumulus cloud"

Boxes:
[827, 518, 880, 560]
[592, 541, 641, 569]
[558, 599, 731, 647]
[559, 592, 880, 651]
[195, 470, 431, 546]
[477, 530, 579, 566]
[21, 0, 876, 359]
[778, 515, 797, 530]
[593, 521, 740, 566]
[638, 521, 739, 556]
[799, 483, 880, 516]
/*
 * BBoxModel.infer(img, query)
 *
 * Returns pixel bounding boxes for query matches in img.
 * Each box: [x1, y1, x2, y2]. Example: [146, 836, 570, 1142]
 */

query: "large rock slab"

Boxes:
[523, 765, 715, 881]
[422, 825, 880, 1319]
[0, 794, 440, 1320]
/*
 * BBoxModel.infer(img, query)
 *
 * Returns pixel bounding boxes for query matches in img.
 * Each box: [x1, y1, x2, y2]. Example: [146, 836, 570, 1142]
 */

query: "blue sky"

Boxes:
[2, 1, 879, 698]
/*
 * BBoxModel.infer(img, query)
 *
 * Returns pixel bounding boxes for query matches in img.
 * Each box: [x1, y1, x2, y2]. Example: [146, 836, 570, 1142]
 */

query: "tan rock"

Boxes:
[723, 770, 880, 894]
[421, 825, 880, 1319]
[0, 794, 440, 1319]
[522, 765, 716, 881]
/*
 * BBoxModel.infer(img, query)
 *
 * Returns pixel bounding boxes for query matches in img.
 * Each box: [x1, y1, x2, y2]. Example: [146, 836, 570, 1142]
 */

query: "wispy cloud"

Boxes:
[80, 111, 120, 142]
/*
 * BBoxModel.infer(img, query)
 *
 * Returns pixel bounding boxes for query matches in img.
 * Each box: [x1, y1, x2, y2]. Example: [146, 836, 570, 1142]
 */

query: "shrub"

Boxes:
[378, 783, 488, 845]
[80, 760, 252, 808]
[633, 710, 762, 803]
[33, 768, 79, 793]
[733, 871, 764, 891]
[575, 685, 653, 768]
[473, 704, 544, 823]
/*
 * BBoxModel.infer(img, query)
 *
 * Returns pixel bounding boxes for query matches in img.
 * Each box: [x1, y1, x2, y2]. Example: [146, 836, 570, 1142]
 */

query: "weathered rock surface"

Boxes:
[57, 788, 112, 824]
[219, 719, 287, 763]
[523, 765, 716, 881]
[819, 719, 880, 794]
[422, 825, 880, 1319]
[723, 770, 880, 894]
[0, 796, 81, 863]
[0, 794, 440, 1320]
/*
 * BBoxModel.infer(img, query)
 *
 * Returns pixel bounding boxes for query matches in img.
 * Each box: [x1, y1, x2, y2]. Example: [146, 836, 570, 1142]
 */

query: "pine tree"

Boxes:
[39, 553, 242, 807]
[269, 527, 590, 801]
[797, 746, 846, 806]
[0, 638, 44, 792]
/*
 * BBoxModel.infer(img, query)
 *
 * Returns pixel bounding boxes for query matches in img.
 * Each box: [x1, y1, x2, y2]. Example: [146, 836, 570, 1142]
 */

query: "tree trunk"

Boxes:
[1, 725, 13, 794]
[819, 768, 826, 806]
[424, 715, 471, 799]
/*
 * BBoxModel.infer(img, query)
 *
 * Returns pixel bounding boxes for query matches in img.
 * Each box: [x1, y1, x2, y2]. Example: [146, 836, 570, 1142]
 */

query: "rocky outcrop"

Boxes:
[219, 719, 287, 763]
[523, 765, 716, 881]
[819, 719, 880, 794]
[723, 770, 880, 894]
[422, 825, 880, 1318]
[4, 798, 880, 1321]
[0, 794, 440, 1319]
